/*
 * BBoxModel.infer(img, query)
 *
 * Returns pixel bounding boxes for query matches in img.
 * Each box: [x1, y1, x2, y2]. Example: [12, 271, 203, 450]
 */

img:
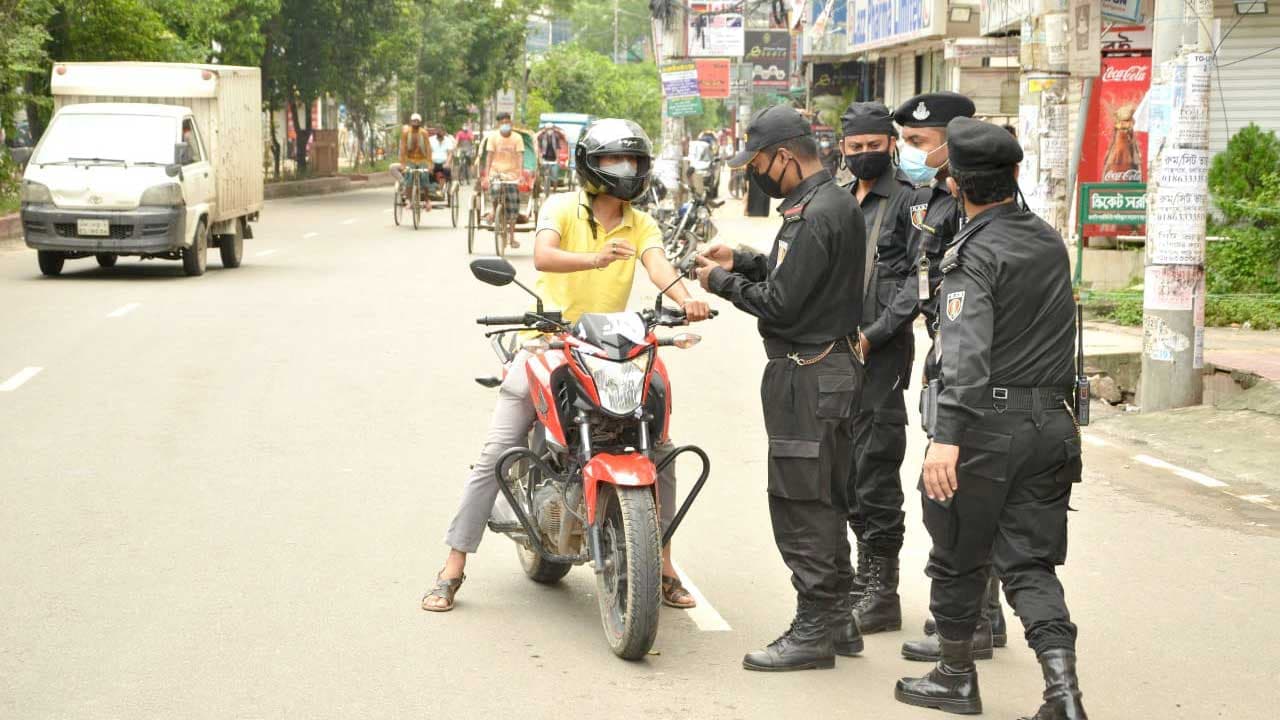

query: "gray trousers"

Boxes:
[445, 351, 679, 554]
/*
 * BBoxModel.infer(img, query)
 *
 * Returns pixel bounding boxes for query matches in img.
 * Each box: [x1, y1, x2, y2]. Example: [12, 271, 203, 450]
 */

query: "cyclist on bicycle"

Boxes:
[422, 118, 712, 614]
[399, 112, 432, 211]
[429, 126, 455, 191]
[482, 111, 524, 247]
[456, 125, 476, 183]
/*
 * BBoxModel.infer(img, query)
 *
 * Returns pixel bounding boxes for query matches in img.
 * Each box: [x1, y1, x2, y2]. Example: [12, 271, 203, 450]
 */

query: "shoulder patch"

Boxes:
[946, 291, 965, 321]
[909, 203, 929, 230]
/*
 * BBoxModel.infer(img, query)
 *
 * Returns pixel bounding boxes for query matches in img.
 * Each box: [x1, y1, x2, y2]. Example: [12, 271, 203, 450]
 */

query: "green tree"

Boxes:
[1209, 123, 1280, 226]
[564, 0, 649, 60]
[525, 43, 660, 140]
[0, 0, 55, 142]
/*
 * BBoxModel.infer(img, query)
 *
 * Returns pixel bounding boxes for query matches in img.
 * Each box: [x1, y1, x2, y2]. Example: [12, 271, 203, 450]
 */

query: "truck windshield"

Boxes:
[34, 114, 178, 166]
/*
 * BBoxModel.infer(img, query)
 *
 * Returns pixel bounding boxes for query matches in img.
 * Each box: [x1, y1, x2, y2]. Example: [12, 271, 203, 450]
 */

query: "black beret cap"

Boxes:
[841, 101, 897, 138]
[893, 91, 975, 128]
[728, 104, 812, 169]
[946, 116, 1024, 172]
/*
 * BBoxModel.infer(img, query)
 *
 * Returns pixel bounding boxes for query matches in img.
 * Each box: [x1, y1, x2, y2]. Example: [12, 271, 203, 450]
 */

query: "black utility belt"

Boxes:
[976, 386, 1072, 412]
[764, 336, 856, 363]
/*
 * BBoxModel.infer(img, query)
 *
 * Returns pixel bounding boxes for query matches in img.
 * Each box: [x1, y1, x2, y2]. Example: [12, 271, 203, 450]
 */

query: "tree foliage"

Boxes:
[525, 43, 660, 140]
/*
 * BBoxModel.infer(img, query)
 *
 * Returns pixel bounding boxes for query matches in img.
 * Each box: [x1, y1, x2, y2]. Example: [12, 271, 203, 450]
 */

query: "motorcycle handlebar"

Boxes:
[477, 314, 530, 326]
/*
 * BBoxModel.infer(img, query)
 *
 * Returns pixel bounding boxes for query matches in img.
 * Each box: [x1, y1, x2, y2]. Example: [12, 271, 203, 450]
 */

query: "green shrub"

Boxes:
[1209, 124, 1280, 226]
[1204, 295, 1280, 330]
[1205, 225, 1280, 294]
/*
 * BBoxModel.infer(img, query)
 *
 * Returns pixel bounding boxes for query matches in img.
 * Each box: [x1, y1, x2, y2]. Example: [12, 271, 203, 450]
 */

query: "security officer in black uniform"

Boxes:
[837, 101, 916, 634]
[885, 91, 1011, 661]
[894, 117, 1088, 720]
[694, 104, 867, 672]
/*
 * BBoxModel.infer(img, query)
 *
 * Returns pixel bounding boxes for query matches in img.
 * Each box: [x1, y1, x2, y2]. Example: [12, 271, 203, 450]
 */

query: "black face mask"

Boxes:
[844, 151, 892, 181]
[750, 152, 791, 198]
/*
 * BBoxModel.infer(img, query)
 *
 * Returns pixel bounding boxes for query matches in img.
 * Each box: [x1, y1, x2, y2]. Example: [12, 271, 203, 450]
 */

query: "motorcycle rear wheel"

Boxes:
[594, 484, 661, 660]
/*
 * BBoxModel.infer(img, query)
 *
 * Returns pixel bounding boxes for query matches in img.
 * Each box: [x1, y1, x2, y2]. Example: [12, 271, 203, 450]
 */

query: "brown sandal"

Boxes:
[662, 575, 697, 609]
[421, 572, 465, 612]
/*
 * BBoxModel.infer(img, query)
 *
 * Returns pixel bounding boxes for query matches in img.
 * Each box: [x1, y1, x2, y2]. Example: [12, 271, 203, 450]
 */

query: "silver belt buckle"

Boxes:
[992, 387, 1009, 413]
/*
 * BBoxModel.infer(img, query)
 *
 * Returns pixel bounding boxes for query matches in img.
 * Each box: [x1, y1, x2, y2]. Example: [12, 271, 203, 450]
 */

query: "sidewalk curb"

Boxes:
[264, 170, 395, 200]
[0, 213, 22, 250]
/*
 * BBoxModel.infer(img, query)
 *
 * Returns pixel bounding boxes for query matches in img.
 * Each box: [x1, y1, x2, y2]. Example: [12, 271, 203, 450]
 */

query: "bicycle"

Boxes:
[489, 178, 520, 257]
[393, 166, 432, 230]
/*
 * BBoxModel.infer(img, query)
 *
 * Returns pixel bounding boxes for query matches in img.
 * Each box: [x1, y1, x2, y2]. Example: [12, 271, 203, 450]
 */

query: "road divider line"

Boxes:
[303, 232, 319, 239]
[1134, 453, 1229, 488]
[671, 562, 731, 632]
[106, 302, 141, 318]
[0, 367, 42, 392]
[255, 249, 278, 257]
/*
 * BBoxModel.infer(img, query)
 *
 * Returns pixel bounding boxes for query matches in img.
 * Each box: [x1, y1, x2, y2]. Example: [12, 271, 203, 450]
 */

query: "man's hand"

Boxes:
[594, 239, 635, 269]
[922, 442, 960, 502]
[699, 243, 735, 271]
[481, 176, 490, 191]
[680, 299, 711, 322]
[693, 255, 720, 291]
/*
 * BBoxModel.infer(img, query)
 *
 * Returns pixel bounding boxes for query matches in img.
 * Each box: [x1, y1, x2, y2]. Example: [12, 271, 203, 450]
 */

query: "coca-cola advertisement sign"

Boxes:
[1080, 55, 1152, 237]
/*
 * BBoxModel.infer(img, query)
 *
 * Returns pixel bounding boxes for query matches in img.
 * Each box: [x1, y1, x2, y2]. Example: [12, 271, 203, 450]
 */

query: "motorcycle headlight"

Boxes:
[139, 183, 183, 206]
[579, 351, 649, 416]
[20, 180, 52, 204]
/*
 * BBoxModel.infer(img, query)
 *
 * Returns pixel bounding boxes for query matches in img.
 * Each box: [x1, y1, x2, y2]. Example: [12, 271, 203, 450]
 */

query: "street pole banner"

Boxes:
[687, 2, 745, 58]
[695, 59, 731, 99]
[1079, 55, 1151, 237]
[661, 62, 705, 118]
[744, 30, 791, 88]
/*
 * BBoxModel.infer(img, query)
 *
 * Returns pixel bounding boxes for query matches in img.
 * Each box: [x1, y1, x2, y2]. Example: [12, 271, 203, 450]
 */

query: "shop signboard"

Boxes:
[744, 30, 791, 89]
[1101, 0, 1143, 23]
[848, 0, 947, 53]
[811, 62, 863, 97]
[687, 2, 745, 58]
[695, 59, 731, 99]
[1079, 55, 1152, 236]
[1079, 183, 1147, 225]
[804, 0, 848, 57]
[979, 0, 1034, 36]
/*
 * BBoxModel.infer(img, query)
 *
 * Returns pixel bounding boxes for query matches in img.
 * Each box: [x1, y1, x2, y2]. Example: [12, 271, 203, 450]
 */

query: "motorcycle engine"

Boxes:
[533, 482, 563, 543]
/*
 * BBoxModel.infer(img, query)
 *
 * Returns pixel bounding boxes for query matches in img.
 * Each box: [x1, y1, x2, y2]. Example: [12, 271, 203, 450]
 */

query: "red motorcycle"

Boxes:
[470, 257, 712, 660]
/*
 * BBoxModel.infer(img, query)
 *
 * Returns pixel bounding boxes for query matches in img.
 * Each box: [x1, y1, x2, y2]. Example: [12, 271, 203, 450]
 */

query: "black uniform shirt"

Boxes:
[933, 202, 1077, 445]
[863, 182, 960, 349]
[709, 169, 866, 345]
[852, 169, 916, 332]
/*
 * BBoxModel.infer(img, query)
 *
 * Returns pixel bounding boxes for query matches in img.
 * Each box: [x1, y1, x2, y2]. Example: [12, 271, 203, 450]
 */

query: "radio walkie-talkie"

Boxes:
[1074, 304, 1090, 426]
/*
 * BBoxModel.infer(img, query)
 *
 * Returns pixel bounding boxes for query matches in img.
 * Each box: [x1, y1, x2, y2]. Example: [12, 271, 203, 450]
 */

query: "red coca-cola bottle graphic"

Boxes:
[1102, 106, 1142, 182]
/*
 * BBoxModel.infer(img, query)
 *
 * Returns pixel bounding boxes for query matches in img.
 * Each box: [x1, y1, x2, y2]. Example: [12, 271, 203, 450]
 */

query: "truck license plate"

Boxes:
[77, 219, 109, 237]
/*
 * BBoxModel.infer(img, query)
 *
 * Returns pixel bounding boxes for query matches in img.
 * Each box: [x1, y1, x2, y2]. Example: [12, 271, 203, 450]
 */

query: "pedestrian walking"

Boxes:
[694, 104, 868, 671]
[894, 117, 1087, 719]
[837, 101, 916, 635]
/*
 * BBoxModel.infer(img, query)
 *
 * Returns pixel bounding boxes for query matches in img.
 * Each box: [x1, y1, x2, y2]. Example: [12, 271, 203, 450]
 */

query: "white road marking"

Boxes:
[1134, 453, 1229, 488]
[106, 302, 141, 318]
[303, 232, 319, 239]
[340, 218, 357, 225]
[0, 367, 43, 392]
[255, 249, 278, 257]
[671, 562, 731, 632]
[1081, 434, 1109, 447]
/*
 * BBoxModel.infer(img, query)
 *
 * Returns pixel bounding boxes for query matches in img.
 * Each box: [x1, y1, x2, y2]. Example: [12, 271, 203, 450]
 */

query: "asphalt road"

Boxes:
[2, 187, 1277, 719]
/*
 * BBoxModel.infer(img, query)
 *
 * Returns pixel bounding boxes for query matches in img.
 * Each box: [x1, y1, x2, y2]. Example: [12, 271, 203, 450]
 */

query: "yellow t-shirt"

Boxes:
[534, 191, 664, 324]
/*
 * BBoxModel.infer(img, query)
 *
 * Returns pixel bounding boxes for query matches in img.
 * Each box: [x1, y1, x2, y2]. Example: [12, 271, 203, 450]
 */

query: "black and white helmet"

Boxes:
[575, 119, 653, 201]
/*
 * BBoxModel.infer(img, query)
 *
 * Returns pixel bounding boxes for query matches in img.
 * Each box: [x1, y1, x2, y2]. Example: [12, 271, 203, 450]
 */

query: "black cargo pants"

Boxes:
[923, 406, 1082, 655]
[761, 349, 863, 609]
[847, 328, 913, 556]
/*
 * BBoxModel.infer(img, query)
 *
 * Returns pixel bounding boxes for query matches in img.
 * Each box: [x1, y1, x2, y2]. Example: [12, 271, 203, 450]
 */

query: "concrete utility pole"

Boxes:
[614, 0, 621, 63]
[1139, 0, 1213, 411]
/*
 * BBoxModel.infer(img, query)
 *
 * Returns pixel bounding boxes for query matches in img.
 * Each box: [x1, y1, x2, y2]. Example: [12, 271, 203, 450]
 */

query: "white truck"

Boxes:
[18, 62, 263, 277]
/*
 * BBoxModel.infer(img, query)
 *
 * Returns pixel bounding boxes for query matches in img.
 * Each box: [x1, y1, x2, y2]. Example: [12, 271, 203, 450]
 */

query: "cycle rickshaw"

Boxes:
[466, 127, 539, 257]
[533, 125, 573, 205]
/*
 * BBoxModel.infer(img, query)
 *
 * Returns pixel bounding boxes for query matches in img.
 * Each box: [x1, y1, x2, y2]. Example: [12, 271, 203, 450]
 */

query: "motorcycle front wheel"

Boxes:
[594, 484, 661, 660]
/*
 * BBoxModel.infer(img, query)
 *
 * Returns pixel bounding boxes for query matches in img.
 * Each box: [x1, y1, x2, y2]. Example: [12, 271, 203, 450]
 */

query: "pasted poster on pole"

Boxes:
[1143, 265, 1202, 311]
[1147, 150, 1209, 264]
[695, 59, 731, 99]
[661, 62, 704, 118]
[1100, 0, 1143, 23]
[1079, 55, 1151, 237]
[1067, 0, 1101, 77]
[744, 30, 791, 89]
[687, 2, 745, 58]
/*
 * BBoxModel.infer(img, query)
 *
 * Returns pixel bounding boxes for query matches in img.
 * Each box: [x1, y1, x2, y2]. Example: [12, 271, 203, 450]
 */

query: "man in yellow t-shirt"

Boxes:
[425, 119, 711, 614]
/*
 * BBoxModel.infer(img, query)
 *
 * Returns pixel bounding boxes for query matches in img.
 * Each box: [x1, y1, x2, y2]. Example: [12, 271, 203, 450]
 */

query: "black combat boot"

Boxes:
[1019, 649, 1088, 719]
[902, 617, 994, 662]
[850, 540, 872, 602]
[743, 601, 836, 671]
[895, 633, 983, 715]
[830, 595, 865, 657]
[853, 555, 902, 633]
[922, 576, 1007, 647]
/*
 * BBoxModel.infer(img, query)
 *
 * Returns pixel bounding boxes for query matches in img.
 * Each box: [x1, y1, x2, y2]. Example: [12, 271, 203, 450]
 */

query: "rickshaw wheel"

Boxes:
[467, 207, 477, 254]
[451, 183, 460, 228]
[411, 183, 421, 230]
[493, 197, 506, 258]
[392, 182, 403, 226]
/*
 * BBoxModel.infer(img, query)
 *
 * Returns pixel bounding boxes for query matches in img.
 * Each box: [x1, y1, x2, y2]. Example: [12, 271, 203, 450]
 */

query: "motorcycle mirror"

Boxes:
[470, 257, 517, 287]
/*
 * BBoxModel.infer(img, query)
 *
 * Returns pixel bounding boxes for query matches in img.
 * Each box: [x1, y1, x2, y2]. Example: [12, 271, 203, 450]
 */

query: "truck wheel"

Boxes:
[95, 253, 118, 268]
[218, 223, 244, 268]
[38, 250, 65, 277]
[182, 220, 208, 277]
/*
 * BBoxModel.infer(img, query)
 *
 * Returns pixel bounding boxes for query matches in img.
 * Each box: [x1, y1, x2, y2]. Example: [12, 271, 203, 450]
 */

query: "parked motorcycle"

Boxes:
[662, 164, 723, 267]
[469, 257, 713, 660]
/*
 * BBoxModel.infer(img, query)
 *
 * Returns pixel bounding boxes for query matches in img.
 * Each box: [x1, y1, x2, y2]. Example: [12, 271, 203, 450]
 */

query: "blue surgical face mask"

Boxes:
[899, 142, 946, 185]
